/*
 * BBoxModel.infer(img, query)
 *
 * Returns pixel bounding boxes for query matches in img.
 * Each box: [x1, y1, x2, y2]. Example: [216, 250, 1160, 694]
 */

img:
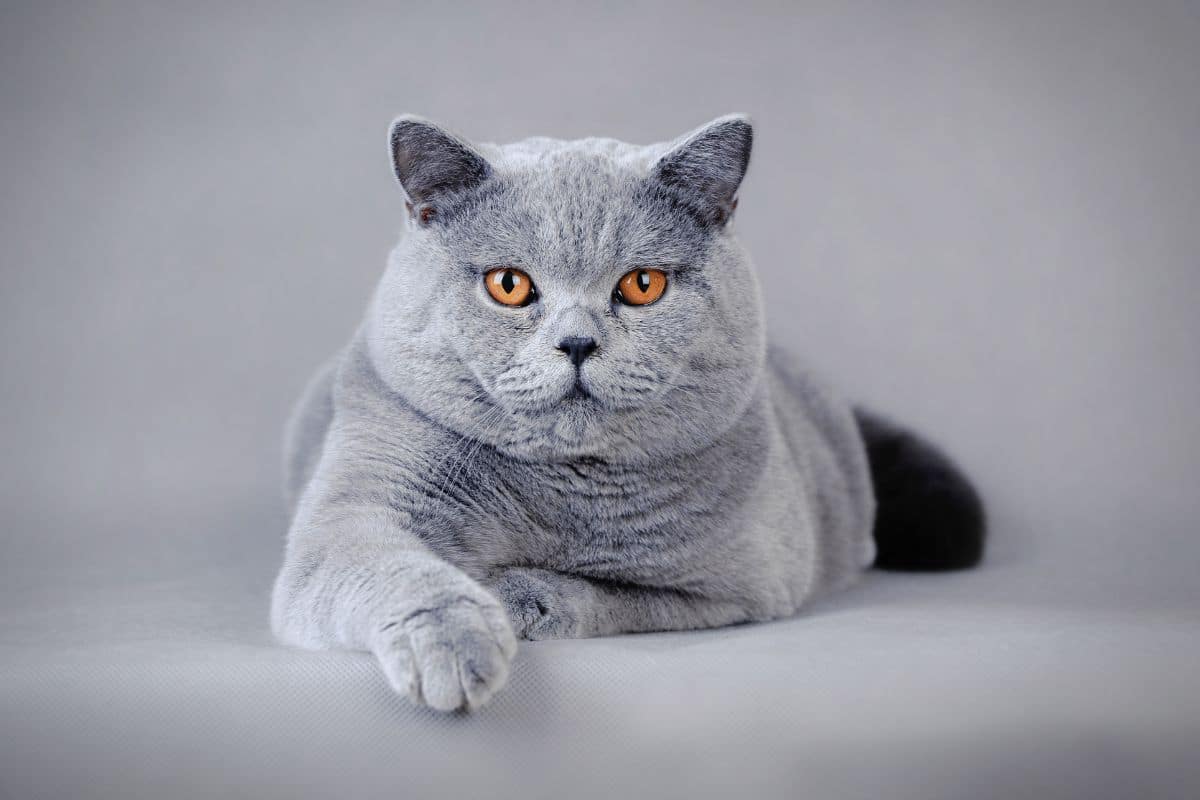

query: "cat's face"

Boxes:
[368, 116, 765, 462]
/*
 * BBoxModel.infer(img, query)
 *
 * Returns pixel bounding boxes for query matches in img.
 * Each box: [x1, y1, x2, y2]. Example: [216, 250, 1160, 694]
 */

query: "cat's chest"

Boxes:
[514, 458, 689, 533]
[475, 440, 767, 582]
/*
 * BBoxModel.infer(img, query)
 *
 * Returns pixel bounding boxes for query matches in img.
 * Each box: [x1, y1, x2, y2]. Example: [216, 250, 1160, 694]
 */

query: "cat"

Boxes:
[270, 114, 985, 712]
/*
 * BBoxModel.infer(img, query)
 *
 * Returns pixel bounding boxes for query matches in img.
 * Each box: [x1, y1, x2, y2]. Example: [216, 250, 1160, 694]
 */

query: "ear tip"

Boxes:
[389, 113, 435, 138]
[710, 113, 754, 136]
[691, 114, 753, 155]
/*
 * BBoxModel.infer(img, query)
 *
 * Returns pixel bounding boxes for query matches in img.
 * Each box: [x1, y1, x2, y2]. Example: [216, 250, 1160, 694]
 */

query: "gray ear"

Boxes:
[389, 115, 492, 222]
[652, 114, 753, 226]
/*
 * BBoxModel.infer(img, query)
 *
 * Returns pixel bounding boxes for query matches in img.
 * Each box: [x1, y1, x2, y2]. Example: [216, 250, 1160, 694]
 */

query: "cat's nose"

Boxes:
[557, 336, 598, 367]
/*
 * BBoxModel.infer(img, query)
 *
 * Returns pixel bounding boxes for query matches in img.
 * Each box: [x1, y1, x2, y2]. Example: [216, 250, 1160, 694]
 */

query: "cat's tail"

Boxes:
[854, 409, 986, 571]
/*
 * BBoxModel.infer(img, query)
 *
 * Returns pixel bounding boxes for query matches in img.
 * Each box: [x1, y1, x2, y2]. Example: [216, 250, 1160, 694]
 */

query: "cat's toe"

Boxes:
[375, 638, 421, 701]
[486, 568, 580, 640]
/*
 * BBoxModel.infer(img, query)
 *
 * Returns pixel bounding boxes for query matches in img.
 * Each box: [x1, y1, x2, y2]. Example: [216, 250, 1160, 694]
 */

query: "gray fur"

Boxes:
[270, 115, 876, 711]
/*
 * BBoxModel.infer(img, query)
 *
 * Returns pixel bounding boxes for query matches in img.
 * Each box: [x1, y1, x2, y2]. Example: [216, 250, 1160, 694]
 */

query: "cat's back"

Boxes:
[283, 355, 339, 513]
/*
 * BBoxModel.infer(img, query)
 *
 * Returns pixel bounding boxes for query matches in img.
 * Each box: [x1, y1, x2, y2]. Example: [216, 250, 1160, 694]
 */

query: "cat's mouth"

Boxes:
[566, 377, 592, 401]
[484, 359, 652, 420]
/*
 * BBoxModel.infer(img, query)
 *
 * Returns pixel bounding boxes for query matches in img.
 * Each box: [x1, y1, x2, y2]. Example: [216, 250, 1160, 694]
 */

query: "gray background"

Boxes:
[2, 2, 1199, 798]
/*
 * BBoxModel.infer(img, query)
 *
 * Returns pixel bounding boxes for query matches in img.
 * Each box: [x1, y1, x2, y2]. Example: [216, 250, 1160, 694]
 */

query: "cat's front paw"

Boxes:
[485, 567, 592, 640]
[371, 586, 517, 712]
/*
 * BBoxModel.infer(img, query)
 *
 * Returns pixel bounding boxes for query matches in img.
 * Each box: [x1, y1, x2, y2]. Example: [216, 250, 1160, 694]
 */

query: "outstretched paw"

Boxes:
[372, 587, 517, 712]
[485, 567, 591, 640]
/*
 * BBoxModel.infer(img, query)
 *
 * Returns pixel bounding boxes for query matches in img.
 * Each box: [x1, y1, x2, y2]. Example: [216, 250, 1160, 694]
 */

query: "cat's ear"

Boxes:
[651, 114, 753, 226]
[389, 115, 492, 225]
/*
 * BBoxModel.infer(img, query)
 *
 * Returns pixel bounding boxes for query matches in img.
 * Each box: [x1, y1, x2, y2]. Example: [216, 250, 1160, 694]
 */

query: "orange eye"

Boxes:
[615, 268, 668, 306]
[484, 268, 536, 307]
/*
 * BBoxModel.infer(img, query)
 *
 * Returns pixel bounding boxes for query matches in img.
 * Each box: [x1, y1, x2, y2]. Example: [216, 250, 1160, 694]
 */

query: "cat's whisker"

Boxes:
[429, 403, 508, 505]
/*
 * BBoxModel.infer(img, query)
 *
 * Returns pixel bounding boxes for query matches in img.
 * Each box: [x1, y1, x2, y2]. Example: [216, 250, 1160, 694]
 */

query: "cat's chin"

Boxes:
[484, 382, 660, 459]
[550, 395, 603, 445]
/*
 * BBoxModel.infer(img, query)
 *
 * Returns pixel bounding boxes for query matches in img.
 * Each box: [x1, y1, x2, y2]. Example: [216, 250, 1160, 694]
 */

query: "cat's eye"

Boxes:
[484, 268, 537, 307]
[614, 268, 668, 306]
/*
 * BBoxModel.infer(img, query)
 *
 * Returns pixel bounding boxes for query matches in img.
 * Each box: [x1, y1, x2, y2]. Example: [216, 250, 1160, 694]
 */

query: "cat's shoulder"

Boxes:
[765, 343, 839, 405]
[325, 338, 456, 452]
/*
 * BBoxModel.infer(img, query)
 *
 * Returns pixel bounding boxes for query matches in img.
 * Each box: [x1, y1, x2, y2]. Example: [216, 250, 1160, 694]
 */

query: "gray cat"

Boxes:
[270, 114, 984, 712]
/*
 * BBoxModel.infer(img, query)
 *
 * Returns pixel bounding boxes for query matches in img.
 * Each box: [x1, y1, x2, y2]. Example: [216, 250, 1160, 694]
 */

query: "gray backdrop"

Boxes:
[2, 2, 1199, 798]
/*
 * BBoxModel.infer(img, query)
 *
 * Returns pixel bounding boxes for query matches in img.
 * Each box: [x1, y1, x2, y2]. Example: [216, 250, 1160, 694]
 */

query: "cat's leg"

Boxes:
[272, 507, 517, 711]
[485, 567, 767, 639]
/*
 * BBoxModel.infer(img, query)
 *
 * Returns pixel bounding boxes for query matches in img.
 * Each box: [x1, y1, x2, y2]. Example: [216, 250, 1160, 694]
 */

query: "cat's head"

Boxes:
[367, 115, 765, 462]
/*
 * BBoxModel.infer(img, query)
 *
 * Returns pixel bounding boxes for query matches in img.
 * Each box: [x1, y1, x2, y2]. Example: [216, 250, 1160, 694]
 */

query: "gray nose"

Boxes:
[557, 336, 598, 367]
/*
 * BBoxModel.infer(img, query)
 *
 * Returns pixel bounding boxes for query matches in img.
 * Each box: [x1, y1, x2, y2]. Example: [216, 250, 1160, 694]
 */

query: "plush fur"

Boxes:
[855, 409, 986, 570]
[270, 115, 984, 712]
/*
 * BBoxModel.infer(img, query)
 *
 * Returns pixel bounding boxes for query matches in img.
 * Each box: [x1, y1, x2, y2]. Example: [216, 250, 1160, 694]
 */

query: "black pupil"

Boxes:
[501, 270, 516, 294]
[636, 271, 650, 292]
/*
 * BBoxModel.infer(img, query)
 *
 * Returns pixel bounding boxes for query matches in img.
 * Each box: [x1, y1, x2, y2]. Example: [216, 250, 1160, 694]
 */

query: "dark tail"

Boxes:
[854, 409, 986, 571]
